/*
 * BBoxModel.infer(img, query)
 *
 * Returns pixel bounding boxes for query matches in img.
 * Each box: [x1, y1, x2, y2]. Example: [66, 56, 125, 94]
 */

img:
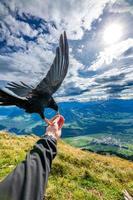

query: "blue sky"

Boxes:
[0, 0, 133, 102]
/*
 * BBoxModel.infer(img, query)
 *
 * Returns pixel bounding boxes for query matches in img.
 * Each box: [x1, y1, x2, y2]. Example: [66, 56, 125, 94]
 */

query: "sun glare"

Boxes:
[103, 23, 123, 45]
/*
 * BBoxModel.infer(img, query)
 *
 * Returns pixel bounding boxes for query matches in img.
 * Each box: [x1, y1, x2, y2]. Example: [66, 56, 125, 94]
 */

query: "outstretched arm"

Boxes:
[0, 135, 57, 200]
[0, 115, 64, 200]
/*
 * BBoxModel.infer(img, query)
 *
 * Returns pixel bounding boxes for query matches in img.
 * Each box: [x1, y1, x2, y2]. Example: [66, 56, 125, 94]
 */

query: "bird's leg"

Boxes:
[40, 111, 61, 126]
[40, 112, 52, 126]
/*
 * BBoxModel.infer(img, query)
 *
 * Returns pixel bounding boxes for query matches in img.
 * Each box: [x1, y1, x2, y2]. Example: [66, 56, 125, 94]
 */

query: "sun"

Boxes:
[103, 23, 123, 45]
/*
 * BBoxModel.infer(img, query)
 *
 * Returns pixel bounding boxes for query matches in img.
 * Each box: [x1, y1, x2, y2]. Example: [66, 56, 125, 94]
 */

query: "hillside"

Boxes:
[0, 132, 133, 200]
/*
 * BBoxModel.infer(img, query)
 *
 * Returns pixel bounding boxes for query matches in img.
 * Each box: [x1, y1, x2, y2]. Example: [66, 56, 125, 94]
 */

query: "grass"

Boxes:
[0, 131, 133, 200]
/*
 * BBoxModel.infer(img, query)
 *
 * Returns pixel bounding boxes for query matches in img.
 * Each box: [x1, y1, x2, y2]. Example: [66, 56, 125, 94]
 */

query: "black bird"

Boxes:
[0, 32, 69, 124]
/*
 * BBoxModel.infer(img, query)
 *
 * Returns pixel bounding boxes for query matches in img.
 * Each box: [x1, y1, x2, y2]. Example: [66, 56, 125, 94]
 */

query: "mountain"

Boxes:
[0, 99, 133, 135]
[0, 99, 133, 159]
[61, 99, 133, 136]
[0, 132, 133, 200]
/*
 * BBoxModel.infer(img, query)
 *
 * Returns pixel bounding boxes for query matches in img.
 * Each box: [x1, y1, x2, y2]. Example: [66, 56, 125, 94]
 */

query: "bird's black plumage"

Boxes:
[0, 32, 69, 120]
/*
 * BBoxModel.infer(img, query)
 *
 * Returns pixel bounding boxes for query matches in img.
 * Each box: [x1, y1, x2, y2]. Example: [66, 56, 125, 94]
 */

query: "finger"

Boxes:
[50, 114, 60, 123]
[57, 115, 65, 129]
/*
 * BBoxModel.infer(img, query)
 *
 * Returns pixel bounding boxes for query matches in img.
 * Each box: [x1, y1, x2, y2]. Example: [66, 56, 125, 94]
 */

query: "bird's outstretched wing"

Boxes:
[6, 81, 34, 98]
[32, 31, 69, 95]
[5, 32, 69, 98]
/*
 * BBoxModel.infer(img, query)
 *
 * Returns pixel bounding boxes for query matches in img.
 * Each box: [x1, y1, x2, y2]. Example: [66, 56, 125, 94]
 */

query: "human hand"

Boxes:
[45, 115, 64, 140]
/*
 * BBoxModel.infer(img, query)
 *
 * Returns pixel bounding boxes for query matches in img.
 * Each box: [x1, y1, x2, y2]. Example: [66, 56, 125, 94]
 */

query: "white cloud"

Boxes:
[0, 45, 55, 85]
[88, 38, 133, 71]
[109, 0, 133, 15]
[4, 15, 38, 37]
[55, 37, 133, 101]
[5, 0, 117, 39]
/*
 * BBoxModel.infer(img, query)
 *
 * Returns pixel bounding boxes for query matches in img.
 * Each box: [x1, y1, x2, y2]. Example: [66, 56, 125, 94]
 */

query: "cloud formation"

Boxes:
[0, 0, 133, 102]
[3, 0, 117, 39]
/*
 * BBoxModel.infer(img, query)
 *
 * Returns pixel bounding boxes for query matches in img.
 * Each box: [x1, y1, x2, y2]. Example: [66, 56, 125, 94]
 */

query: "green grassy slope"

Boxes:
[0, 132, 133, 200]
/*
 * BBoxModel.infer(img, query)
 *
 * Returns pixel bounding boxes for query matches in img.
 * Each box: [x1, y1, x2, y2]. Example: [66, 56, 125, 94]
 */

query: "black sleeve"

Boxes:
[0, 135, 57, 200]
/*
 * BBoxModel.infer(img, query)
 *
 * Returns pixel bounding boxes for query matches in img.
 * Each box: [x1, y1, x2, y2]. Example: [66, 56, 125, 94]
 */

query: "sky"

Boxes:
[0, 0, 133, 102]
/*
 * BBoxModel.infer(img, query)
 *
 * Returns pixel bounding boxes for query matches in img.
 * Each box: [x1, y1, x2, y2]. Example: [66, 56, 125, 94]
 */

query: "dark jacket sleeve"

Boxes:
[0, 135, 57, 200]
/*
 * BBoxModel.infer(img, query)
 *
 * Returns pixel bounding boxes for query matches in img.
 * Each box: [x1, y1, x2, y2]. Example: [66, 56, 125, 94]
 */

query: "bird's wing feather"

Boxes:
[32, 31, 69, 95]
[6, 81, 34, 98]
[0, 88, 26, 108]
[5, 32, 69, 98]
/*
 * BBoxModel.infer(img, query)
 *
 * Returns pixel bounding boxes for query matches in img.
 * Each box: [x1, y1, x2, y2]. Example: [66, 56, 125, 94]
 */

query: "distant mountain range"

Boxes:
[0, 99, 133, 139]
[61, 99, 133, 140]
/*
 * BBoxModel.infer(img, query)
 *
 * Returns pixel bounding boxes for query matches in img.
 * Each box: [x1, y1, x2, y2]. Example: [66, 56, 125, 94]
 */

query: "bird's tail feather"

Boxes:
[0, 89, 18, 106]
